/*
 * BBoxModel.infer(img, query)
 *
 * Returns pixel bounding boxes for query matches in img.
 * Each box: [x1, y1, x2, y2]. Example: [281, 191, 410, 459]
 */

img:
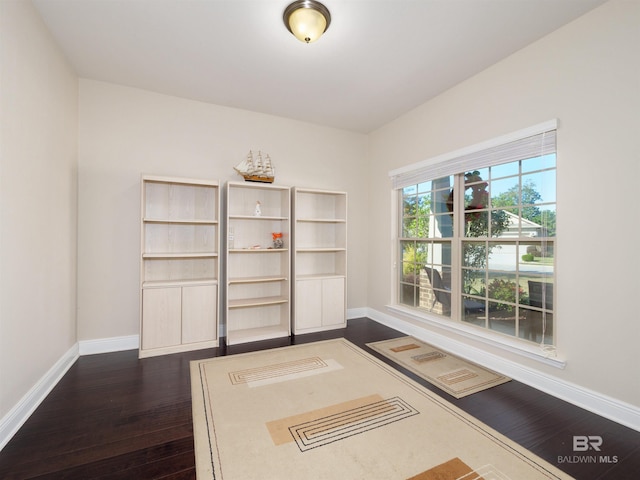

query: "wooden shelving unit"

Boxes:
[225, 182, 291, 345]
[292, 188, 347, 334]
[139, 175, 220, 358]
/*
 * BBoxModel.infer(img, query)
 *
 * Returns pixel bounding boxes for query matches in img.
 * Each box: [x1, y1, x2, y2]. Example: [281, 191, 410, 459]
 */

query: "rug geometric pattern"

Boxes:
[367, 336, 511, 398]
[191, 339, 571, 479]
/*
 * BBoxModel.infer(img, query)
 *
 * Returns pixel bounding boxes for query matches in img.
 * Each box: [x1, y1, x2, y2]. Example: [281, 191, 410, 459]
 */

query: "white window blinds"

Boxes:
[389, 120, 557, 190]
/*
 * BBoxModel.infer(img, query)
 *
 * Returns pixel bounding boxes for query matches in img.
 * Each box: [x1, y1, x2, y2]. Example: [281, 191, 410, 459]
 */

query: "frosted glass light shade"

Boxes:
[284, 0, 331, 44]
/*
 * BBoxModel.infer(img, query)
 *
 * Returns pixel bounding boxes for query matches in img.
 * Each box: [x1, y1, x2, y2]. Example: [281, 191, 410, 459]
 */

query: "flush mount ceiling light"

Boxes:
[283, 0, 331, 44]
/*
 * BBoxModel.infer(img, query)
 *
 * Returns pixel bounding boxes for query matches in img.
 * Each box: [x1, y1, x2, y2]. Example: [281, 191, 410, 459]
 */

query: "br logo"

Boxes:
[573, 435, 603, 452]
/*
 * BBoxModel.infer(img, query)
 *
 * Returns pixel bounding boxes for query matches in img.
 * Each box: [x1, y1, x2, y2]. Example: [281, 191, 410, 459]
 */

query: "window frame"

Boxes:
[389, 121, 559, 363]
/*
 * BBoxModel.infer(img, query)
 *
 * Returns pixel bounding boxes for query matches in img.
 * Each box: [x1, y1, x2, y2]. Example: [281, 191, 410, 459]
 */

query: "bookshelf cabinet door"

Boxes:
[322, 277, 345, 327]
[182, 285, 217, 344]
[294, 277, 346, 332]
[142, 288, 182, 350]
[295, 279, 323, 330]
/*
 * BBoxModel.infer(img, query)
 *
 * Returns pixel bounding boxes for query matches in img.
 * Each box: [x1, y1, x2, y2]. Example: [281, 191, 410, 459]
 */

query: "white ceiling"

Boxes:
[33, 0, 606, 133]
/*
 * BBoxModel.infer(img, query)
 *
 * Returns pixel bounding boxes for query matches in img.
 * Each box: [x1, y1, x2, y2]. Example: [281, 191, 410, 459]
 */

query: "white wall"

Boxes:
[77, 80, 369, 341]
[0, 1, 78, 419]
[368, 0, 640, 407]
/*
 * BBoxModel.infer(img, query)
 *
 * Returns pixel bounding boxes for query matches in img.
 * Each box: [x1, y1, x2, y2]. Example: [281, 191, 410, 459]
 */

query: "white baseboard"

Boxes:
[366, 307, 640, 433]
[0, 343, 79, 451]
[78, 334, 139, 355]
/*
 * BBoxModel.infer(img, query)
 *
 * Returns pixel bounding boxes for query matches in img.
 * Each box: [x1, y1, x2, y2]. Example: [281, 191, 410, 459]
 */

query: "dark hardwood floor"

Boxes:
[1, 318, 638, 479]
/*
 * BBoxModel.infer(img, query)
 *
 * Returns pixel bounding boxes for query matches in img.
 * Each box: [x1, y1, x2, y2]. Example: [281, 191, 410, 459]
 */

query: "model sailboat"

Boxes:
[234, 150, 275, 183]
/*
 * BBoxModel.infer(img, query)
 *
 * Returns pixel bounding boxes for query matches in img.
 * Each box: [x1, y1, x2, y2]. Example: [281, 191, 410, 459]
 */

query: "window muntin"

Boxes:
[398, 155, 555, 345]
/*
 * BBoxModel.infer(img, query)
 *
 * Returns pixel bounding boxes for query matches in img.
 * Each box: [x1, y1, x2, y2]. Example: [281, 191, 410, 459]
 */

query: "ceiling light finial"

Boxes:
[283, 0, 331, 44]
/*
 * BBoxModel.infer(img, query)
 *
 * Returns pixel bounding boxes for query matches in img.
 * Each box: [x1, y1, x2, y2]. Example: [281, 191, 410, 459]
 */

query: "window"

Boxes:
[393, 122, 556, 347]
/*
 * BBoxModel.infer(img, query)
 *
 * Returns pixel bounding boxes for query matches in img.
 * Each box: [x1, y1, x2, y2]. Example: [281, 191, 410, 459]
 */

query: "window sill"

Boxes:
[385, 304, 566, 369]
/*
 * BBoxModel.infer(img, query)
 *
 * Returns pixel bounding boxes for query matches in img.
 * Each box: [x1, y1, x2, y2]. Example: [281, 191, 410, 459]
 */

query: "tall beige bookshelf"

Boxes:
[139, 175, 220, 358]
[225, 181, 291, 345]
[292, 188, 347, 334]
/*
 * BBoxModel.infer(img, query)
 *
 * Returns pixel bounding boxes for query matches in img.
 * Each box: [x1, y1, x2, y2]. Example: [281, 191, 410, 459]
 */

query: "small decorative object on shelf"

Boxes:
[254, 201, 262, 216]
[234, 150, 275, 183]
[272, 232, 283, 249]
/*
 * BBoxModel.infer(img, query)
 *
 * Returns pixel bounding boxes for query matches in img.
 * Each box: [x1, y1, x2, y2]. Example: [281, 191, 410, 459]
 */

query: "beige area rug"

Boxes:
[190, 339, 571, 480]
[367, 336, 511, 398]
